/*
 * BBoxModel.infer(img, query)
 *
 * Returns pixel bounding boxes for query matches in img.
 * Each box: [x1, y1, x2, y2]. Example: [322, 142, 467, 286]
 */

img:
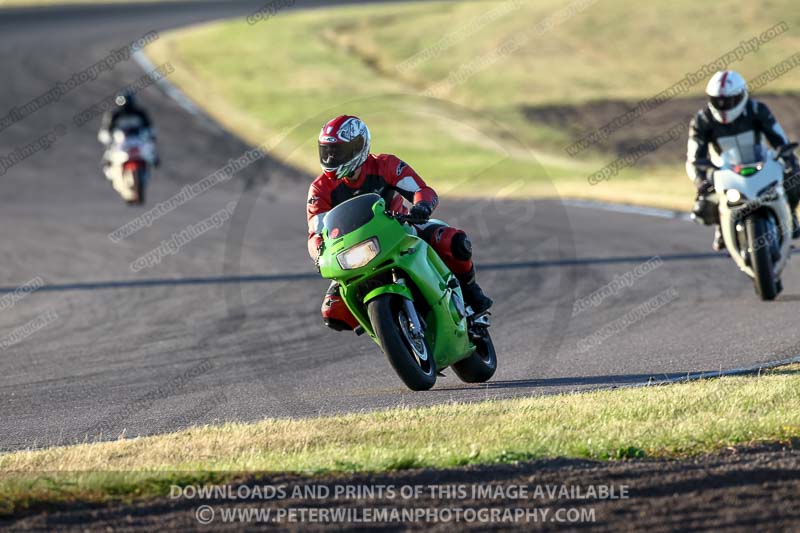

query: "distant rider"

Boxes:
[306, 115, 493, 332]
[98, 90, 159, 167]
[687, 70, 800, 250]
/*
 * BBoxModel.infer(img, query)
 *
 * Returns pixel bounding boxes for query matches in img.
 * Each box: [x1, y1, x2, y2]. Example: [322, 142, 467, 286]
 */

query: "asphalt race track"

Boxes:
[1, 0, 799, 452]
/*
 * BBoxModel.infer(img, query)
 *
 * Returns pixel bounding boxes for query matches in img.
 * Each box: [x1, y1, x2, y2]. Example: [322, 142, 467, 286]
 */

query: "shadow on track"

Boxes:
[433, 367, 800, 392]
[431, 372, 698, 391]
[0, 250, 735, 294]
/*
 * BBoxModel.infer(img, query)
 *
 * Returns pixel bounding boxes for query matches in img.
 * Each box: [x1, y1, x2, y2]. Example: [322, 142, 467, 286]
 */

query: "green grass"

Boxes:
[2, 364, 799, 515]
[145, 0, 800, 209]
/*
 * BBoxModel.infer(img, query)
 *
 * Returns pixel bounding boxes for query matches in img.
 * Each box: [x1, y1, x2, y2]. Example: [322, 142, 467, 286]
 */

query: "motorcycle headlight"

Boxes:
[337, 238, 380, 270]
[725, 189, 742, 204]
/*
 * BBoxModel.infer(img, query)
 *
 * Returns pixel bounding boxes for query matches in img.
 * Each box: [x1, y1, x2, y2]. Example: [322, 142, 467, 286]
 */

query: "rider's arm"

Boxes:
[755, 101, 790, 148]
[137, 109, 155, 137]
[307, 181, 331, 260]
[138, 109, 153, 129]
[97, 111, 114, 144]
[686, 111, 712, 188]
[381, 155, 438, 210]
[754, 101, 798, 168]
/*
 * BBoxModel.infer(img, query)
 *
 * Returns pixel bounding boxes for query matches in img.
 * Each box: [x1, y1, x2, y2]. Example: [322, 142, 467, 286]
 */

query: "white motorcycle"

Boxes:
[101, 128, 156, 205]
[694, 142, 798, 301]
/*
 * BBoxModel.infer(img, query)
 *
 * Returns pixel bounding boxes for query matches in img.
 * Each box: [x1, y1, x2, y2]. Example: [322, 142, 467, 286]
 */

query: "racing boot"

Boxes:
[322, 282, 358, 331]
[712, 225, 725, 251]
[457, 267, 493, 315]
[792, 212, 800, 240]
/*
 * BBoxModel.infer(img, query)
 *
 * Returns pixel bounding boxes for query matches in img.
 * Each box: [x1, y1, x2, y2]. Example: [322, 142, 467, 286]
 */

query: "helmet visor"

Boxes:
[319, 137, 364, 170]
[709, 93, 744, 112]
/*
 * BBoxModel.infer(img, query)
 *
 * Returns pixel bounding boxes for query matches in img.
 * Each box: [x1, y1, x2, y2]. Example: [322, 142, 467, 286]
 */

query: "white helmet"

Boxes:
[705, 70, 748, 124]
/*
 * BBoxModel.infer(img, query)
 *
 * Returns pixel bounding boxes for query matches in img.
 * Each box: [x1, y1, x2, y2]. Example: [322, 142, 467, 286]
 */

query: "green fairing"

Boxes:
[318, 194, 475, 370]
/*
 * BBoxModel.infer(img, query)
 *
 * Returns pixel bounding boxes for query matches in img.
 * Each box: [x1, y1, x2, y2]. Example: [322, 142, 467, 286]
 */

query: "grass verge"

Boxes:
[144, 0, 799, 209]
[2, 364, 799, 515]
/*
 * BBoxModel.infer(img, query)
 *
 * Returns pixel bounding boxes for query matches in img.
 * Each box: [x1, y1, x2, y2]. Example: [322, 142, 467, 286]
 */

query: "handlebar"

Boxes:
[385, 211, 429, 225]
[695, 143, 798, 174]
[693, 158, 719, 173]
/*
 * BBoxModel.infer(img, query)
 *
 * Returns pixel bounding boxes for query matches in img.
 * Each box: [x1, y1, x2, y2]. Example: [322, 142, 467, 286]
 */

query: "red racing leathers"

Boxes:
[307, 153, 474, 330]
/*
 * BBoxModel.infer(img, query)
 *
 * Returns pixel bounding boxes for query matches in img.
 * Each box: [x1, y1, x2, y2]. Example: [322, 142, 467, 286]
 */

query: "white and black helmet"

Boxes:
[705, 70, 748, 124]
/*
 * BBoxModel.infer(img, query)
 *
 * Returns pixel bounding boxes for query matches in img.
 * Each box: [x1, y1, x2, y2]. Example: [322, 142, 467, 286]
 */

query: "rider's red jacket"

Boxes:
[306, 154, 438, 259]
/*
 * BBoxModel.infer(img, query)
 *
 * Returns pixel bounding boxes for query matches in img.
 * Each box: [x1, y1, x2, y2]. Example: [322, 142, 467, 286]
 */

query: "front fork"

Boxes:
[393, 270, 424, 339]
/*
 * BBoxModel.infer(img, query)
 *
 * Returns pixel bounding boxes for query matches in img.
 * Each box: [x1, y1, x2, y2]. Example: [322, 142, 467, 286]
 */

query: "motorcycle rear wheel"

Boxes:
[134, 167, 146, 205]
[123, 167, 146, 205]
[452, 329, 497, 383]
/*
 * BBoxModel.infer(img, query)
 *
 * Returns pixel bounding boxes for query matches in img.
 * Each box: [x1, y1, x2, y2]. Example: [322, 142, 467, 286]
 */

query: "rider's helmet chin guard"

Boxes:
[318, 115, 371, 180]
[705, 70, 748, 124]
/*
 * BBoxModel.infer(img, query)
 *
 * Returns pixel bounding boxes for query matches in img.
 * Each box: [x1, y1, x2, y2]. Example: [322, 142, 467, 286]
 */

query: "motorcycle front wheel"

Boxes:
[367, 294, 436, 391]
[746, 215, 778, 301]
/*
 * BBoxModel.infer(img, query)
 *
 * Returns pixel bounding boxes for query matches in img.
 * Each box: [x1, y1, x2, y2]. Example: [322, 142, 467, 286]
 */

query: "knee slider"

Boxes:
[430, 226, 472, 261]
[450, 231, 473, 261]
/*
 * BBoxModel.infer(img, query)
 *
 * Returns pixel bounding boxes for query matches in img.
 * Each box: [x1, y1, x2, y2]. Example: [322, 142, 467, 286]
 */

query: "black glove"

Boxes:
[694, 177, 714, 196]
[408, 202, 433, 223]
[783, 156, 800, 179]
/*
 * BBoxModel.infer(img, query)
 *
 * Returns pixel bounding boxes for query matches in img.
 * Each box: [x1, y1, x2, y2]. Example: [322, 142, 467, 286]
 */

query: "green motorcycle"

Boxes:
[318, 193, 496, 391]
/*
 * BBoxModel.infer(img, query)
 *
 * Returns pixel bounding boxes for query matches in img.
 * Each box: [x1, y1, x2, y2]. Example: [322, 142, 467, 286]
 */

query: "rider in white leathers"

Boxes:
[686, 70, 800, 250]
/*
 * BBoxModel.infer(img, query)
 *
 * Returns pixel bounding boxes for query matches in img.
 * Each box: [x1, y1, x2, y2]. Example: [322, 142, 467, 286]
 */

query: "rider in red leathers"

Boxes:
[307, 115, 493, 331]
